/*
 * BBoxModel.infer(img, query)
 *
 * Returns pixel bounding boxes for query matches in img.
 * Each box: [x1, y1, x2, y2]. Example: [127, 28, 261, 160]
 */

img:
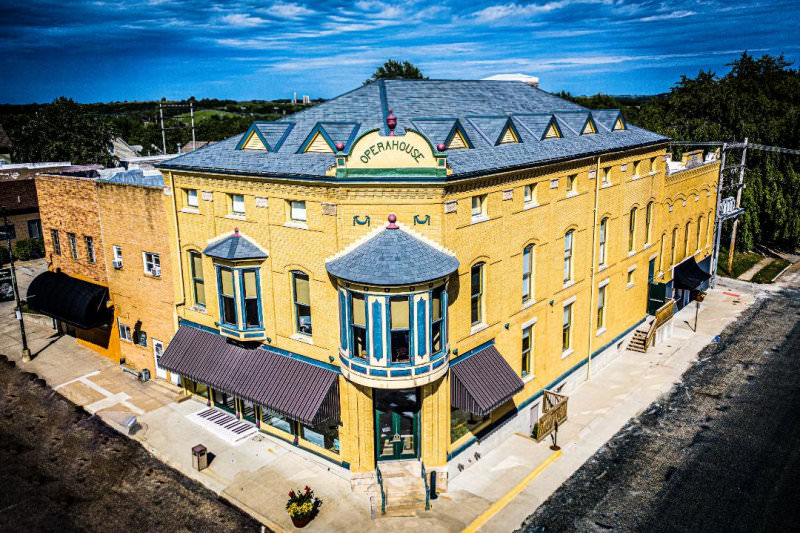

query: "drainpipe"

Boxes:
[168, 171, 187, 329]
[586, 155, 602, 381]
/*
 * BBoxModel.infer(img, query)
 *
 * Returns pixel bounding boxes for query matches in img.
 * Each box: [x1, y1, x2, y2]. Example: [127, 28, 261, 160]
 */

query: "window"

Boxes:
[51, 230, 61, 255]
[67, 232, 78, 259]
[186, 189, 198, 208]
[471, 194, 487, 220]
[118, 320, 132, 342]
[292, 271, 312, 336]
[601, 167, 611, 185]
[112, 245, 122, 268]
[241, 269, 261, 328]
[628, 207, 637, 252]
[85, 236, 95, 263]
[289, 200, 307, 222]
[645, 202, 653, 244]
[350, 293, 367, 359]
[634, 160, 642, 177]
[189, 251, 205, 307]
[563, 230, 574, 283]
[431, 287, 445, 353]
[671, 228, 677, 266]
[451, 408, 488, 443]
[522, 244, 534, 303]
[684, 222, 691, 258]
[264, 409, 294, 434]
[659, 234, 665, 272]
[562, 302, 573, 352]
[230, 193, 245, 214]
[217, 267, 237, 325]
[521, 325, 532, 376]
[134, 328, 147, 347]
[597, 285, 607, 330]
[143, 252, 161, 276]
[27, 219, 42, 239]
[650, 157, 658, 173]
[470, 263, 484, 326]
[301, 420, 340, 454]
[696, 216, 703, 250]
[598, 218, 608, 266]
[524, 183, 537, 205]
[627, 269, 635, 286]
[567, 174, 577, 195]
[390, 296, 410, 363]
[706, 211, 713, 247]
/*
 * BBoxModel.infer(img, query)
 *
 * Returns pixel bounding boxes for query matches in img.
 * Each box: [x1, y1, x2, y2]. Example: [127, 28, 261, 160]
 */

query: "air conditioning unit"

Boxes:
[112, 259, 123, 269]
[151, 265, 161, 277]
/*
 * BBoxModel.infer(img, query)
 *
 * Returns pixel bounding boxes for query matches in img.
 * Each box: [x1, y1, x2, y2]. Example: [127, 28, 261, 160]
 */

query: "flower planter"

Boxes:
[291, 515, 312, 528]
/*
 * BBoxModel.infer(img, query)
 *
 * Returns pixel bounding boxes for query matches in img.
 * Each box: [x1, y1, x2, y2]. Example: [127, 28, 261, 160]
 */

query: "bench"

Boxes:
[120, 362, 150, 382]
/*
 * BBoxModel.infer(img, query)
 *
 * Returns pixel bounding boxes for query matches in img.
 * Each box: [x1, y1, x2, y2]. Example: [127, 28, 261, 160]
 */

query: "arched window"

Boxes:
[684, 222, 691, 258]
[645, 202, 654, 244]
[563, 230, 574, 283]
[470, 263, 485, 326]
[522, 244, 534, 303]
[707, 211, 713, 247]
[659, 234, 665, 272]
[671, 227, 677, 266]
[628, 207, 637, 252]
[696, 216, 703, 250]
[598, 218, 608, 266]
[291, 270, 312, 336]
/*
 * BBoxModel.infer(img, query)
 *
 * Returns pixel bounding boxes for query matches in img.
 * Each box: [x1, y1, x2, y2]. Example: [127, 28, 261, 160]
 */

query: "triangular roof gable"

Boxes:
[411, 118, 473, 149]
[203, 230, 269, 260]
[513, 113, 563, 140]
[236, 121, 294, 151]
[592, 110, 626, 132]
[299, 122, 360, 153]
[552, 112, 598, 137]
[467, 116, 522, 145]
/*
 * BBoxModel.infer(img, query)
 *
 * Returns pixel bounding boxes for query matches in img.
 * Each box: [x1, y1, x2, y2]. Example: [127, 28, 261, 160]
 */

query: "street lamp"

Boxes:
[1, 205, 31, 362]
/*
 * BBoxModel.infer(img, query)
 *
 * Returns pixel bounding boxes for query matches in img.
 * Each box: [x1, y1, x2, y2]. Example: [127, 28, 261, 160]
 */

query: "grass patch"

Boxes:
[717, 248, 765, 278]
[176, 109, 236, 122]
[751, 259, 791, 284]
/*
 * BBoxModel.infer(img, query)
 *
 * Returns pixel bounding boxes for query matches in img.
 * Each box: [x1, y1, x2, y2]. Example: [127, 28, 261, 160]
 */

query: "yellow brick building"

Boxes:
[155, 80, 719, 492]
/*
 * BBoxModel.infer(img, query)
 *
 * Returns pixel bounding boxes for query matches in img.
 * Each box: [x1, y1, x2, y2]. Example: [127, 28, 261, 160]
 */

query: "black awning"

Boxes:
[26, 271, 113, 329]
[451, 345, 524, 416]
[673, 256, 711, 291]
[160, 326, 340, 425]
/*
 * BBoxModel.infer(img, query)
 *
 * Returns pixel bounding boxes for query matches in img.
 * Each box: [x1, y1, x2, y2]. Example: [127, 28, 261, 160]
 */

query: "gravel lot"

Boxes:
[520, 285, 800, 533]
[0, 355, 263, 533]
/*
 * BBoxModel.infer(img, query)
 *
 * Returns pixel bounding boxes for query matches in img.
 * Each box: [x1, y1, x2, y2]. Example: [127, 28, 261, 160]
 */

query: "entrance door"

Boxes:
[375, 388, 419, 461]
[153, 339, 167, 379]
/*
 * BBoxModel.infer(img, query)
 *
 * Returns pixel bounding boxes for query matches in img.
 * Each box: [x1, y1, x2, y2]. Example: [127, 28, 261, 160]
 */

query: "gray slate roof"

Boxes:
[326, 225, 459, 285]
[96, 169, 165, 188]
[203, 233, 268, 260]
[160, 79, 667, 180]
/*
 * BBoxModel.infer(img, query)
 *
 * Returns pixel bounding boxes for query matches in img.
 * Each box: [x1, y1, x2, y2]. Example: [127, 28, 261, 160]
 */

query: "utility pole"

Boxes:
[2, 206, 31, 362]
[726, 137, 748, 276]
[190, 101, 196, 152]
[711, 143, 727, 288]
[159, 101, 167, 155]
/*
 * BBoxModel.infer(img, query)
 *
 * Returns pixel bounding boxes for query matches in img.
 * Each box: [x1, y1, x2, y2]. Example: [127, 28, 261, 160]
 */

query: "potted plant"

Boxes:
[695, 290, 707, 302]
[286, 485, 322, 528]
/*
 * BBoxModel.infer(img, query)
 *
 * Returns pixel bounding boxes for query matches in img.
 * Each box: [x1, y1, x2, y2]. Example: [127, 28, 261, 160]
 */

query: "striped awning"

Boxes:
[450, 345, 524, 416]
[160, 326, 339, 425]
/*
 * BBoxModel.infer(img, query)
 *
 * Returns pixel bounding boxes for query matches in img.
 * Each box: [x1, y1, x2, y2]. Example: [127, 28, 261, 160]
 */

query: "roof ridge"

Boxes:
[324, 224, 387, 264]
[395, 222, 457, 258]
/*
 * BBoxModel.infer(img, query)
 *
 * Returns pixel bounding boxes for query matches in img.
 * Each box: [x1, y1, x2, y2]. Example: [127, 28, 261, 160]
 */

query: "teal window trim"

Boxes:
[216, 265, 238, 327]
[349, 291, 368, 360]
[189, 250, 206, 308]
[388, 295, 412, 364]
[291, 270, 312, 336]
[239, 268, 263, 330]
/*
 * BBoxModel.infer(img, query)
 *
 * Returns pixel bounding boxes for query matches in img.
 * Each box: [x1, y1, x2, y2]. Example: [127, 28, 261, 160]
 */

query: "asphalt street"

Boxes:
[520, 279, 800, 532]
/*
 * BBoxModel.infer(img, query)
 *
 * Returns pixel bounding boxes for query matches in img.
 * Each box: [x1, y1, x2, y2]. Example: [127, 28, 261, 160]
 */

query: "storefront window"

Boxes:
[185, 379, 209, 399]
[450, 408, 488, 443]
[301, 421, 340, 454]
[264, 410, 294, 434]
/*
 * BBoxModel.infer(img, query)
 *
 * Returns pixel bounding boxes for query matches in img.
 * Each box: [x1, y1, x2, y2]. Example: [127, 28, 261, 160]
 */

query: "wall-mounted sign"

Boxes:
[0, 268, 13, 302]
[334, 129, 448, 180]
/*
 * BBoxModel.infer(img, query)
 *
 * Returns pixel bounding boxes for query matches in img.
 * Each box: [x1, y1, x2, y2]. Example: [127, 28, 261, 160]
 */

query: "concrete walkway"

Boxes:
[0, 262, 760, 532]
[738, 256, 772, 281]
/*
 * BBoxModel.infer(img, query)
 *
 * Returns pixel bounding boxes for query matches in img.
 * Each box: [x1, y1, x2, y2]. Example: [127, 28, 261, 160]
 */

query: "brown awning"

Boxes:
[450, 344, 524, 416]
[160, 326, 339, 425]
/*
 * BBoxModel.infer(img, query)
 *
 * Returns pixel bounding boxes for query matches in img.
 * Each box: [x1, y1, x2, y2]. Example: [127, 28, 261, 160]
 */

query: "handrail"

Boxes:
[421, 461, 430, 510]
[376, 466, 386, 515]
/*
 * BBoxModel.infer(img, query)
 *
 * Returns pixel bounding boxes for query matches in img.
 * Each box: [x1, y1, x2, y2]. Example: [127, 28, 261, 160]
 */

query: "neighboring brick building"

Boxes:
[30, 169, 175, 374]
[152, 79, 720, 501]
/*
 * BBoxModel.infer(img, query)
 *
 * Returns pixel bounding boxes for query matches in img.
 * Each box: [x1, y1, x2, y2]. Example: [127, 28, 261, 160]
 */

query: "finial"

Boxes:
[335, 141, 345, 152]
[386, 109, 397, 136]
[437, 142, 446, 152]
[387, 213, 398, 229]
[233, 227, 240, 237]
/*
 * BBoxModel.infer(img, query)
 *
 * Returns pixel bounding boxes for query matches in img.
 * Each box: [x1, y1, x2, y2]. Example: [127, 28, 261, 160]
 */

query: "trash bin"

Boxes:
[141, 368, 150, 382]
[192, 444, 208, 471]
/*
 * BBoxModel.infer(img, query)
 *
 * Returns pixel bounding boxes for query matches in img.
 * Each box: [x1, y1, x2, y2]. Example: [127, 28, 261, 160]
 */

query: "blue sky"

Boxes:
[1, 0, 798, 103]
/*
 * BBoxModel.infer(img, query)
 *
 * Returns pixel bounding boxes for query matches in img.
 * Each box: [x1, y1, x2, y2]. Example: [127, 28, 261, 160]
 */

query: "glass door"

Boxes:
[374, 388, 418, 461]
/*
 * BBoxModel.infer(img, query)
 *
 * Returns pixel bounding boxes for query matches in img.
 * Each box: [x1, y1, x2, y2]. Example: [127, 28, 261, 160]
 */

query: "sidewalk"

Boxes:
[0, 275, 758, 533]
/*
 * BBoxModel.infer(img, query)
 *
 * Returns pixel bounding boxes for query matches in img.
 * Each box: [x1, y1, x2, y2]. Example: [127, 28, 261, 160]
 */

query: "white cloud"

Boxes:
[220, 13, 268, 27]
[639, 10, 697, 22]
[267, 2, 316, 20]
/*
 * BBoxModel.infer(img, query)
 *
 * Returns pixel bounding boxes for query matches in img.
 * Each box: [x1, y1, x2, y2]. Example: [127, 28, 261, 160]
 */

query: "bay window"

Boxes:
[241, 269, 261, 328]
[431, 287, 444, 353]
[390, 296, 410, 363]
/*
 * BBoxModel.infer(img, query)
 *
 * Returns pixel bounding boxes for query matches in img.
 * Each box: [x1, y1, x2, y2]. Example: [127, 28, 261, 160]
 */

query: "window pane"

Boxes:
[432, 322, 441, 352]
[191, 252, 203, 277]
[390, 297, 409, 329]
[352, 294, 365, 326]
[264, 410, 293, 434]
[232, 194, 245, 213]
[471, 196, 480, 216]
[293, 272, 310, 305]
[194, 279, 206, 306]
[352, 326, 367, 358]
[471, 264, 482, 296]
[243, 270, 257, 297]
[450, 408, 488, 443]
[432, 288, 443, 321]
[471, 296, 481, 325]
[391, 330, 410, 363]
[222, 296, 236, 324]
[245, 298, 260, 327]
[296, 304, 312, 335]
[301, 421, 339, 454]
[220, 269, 234, 295]
[291, 200, 307, 221]
[187, 189, 198, 207]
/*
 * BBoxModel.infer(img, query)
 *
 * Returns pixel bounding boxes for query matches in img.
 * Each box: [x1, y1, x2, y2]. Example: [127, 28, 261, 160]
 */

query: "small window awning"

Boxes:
[673, 256, 711, 291]
[160, 326, 339, 425]
[450, 345, 524, 416]
[26, 271, 113, 329]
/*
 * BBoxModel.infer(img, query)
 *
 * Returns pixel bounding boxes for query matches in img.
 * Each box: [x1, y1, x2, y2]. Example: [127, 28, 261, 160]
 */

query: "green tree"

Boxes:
[365, 60, 427, 84]
[10, 97, 116, 166]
